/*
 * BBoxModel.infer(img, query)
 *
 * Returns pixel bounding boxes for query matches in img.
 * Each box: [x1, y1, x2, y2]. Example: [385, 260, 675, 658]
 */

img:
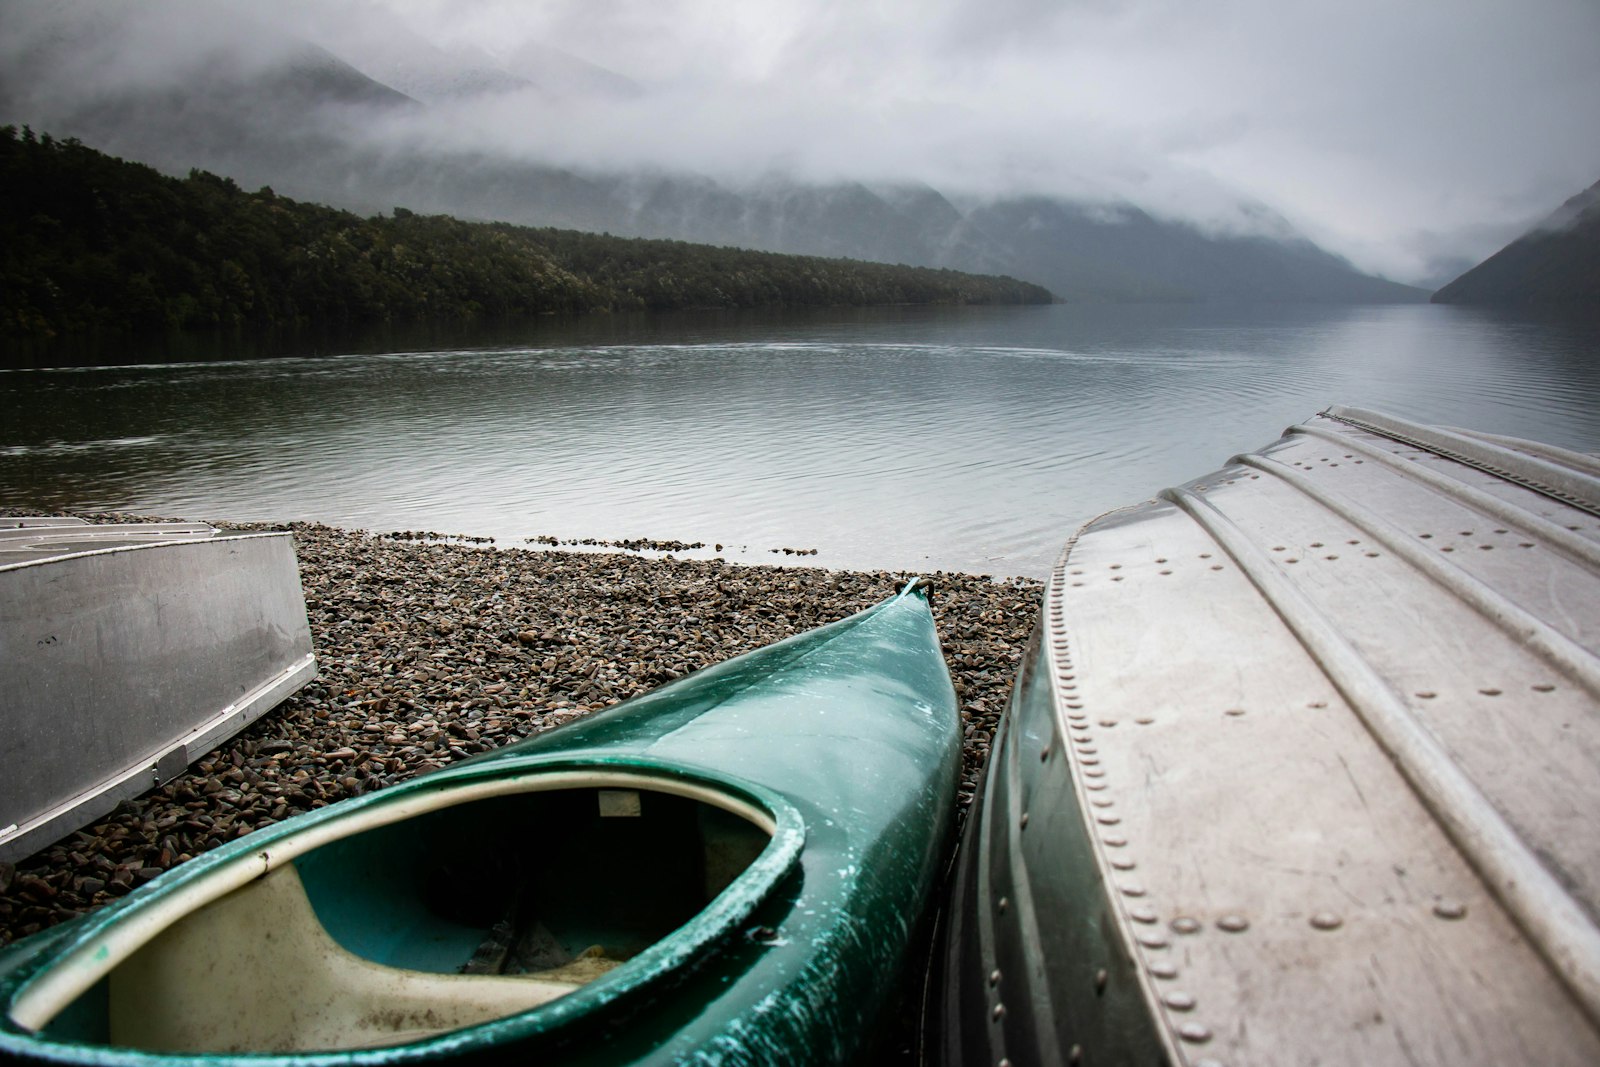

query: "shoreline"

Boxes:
[0, 518, 1041, 945]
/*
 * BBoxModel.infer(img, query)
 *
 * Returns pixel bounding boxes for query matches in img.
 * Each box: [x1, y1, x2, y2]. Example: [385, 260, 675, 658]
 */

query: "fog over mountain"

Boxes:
[4, 0, 1594, 298]
[1433, 178, 1600, 305]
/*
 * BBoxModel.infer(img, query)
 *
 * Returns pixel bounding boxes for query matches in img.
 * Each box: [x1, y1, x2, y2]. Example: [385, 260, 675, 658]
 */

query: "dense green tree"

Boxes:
[0, 128, 1053, 340]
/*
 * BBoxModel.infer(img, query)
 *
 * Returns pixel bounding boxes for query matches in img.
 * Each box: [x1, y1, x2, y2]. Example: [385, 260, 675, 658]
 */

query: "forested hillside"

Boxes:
[0, 128, 1052, 339]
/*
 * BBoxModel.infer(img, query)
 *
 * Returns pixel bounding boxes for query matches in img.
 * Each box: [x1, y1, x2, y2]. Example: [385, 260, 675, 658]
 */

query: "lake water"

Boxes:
[2, 303, 1597, 578]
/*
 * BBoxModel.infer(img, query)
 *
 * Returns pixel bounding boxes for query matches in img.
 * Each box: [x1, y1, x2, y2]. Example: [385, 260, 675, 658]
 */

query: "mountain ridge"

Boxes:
[0, 0, 1427, 305]
[1432, 179, 1600, 305]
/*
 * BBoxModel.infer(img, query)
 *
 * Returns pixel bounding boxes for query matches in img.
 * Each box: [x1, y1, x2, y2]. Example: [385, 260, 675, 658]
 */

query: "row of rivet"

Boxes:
[1290, 454, 1363, 470]
[1066, 549, 1230, 587]
[1064, 561, 1158, 985]
[1417, 525, 1537, 553]
[1061, 536, 1158, 1051]
[1041, 565, 1075, 841]
[1126, 884, 1469, 1059]
[1269, 537, 1383, 564]
[1133, 888, 1214, 1043]
[1415, 684, 1556, 698]
[1048, 542, 1075, 849]
[1142, 913, 1209, 1048]
[1132, 902, 1465, 936]
[1326, 411, 1600, 518]
[1058, 537, 1213, 1049]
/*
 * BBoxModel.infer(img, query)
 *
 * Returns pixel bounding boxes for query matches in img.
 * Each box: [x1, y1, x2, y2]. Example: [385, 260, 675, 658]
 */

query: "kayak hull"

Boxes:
[0, 583, 960, 1065]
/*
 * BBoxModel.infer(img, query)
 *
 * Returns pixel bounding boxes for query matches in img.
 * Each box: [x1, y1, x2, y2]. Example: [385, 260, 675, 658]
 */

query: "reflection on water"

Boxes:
[3, 304, 1597, 577]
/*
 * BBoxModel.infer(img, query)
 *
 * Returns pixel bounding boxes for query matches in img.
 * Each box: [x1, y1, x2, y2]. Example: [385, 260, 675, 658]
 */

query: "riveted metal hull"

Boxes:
[938, 407, 1600, 1065]
[1, 520, 316, 864]
[0, 584, 960, 1065]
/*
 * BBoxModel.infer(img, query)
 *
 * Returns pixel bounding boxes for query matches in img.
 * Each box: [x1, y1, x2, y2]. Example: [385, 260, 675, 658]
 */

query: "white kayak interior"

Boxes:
[1046, 405, 1600, 1064]
[11, 770, 774, 1054]
[109, 862, 578, 1053]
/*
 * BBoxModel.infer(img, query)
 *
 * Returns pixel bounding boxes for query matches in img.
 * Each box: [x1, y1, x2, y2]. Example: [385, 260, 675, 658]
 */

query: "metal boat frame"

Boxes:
[1, 518, 316, 863]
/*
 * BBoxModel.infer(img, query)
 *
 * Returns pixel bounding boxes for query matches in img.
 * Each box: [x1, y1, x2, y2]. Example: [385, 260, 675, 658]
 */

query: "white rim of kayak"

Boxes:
[6, 757, 806, 1053]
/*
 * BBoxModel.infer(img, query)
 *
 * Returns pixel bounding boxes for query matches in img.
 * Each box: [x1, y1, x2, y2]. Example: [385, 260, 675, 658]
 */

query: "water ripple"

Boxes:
[3, 305, 1597, 577]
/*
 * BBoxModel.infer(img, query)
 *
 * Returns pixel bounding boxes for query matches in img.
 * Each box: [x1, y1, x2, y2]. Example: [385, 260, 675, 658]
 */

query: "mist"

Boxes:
[4, 0, 1598, 286]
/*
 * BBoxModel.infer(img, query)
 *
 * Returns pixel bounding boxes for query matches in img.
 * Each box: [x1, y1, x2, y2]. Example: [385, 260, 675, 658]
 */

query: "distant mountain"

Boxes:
[252, 4, 639, 105]
[336, 39, 534, 105]
[0, 0, 414, 181]
[0, 0, 1424, 305]
[499, 40, 643, 102]
[956, 198, 1426, 304]
[1432, 180, 1600, 305]
[597, 175, 1004, 271]
[346, 164, 1426, 304]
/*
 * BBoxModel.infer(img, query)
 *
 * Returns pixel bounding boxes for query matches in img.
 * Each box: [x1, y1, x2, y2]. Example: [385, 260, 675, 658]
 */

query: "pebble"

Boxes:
[0, 517, 1039, 945]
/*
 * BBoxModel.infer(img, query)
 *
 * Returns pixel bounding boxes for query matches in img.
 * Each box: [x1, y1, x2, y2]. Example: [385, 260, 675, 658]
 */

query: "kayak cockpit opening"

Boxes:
[15, 768, 791, 1055]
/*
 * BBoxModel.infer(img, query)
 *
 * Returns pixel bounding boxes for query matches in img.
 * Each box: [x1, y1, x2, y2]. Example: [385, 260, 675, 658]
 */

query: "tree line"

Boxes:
[1, 127, 1053, 339]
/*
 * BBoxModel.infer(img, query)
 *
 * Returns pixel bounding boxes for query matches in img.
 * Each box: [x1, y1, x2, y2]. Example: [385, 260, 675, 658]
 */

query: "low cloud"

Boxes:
[277, 0, 1600, 282]
[7, 0, 1599, 285]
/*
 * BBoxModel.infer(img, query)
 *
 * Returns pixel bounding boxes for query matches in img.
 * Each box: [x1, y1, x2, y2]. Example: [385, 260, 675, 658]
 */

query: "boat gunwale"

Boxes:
[0, 529, 286, 575]
[0, 652, 317, 865]
[1, 755, 808, 1064]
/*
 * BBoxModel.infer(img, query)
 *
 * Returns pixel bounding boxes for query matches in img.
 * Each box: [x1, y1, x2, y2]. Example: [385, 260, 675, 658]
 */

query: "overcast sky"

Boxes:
[14, 0, 1600, 285]
[285, 0, 1600, 285]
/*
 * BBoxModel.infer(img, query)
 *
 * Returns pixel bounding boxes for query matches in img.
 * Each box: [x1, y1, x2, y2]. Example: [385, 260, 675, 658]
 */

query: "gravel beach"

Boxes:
[0, 520, 1042, 946]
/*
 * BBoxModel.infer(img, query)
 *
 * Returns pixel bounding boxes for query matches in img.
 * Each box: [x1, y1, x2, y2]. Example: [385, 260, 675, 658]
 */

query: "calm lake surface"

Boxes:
[3, 303, 1597, 578]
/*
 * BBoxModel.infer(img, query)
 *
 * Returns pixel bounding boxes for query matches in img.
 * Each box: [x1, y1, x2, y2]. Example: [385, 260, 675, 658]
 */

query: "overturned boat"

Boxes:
[938, 406, 1600, 1065]
[0, 518, 316, 864]
[0, 582, 960, 1063]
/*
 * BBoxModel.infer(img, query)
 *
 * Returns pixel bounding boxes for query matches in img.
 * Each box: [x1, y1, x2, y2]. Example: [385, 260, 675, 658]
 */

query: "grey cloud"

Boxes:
[6, 0, 1599, 285]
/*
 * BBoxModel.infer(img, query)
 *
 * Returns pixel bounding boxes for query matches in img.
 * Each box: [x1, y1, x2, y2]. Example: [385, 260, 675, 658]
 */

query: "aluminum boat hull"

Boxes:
[937, 406, 1600, 1065]
[1, 519, 316, 863]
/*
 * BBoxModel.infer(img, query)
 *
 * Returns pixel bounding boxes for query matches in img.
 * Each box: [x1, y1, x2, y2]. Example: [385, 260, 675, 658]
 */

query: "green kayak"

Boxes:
[0, 583, 959, 1064]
